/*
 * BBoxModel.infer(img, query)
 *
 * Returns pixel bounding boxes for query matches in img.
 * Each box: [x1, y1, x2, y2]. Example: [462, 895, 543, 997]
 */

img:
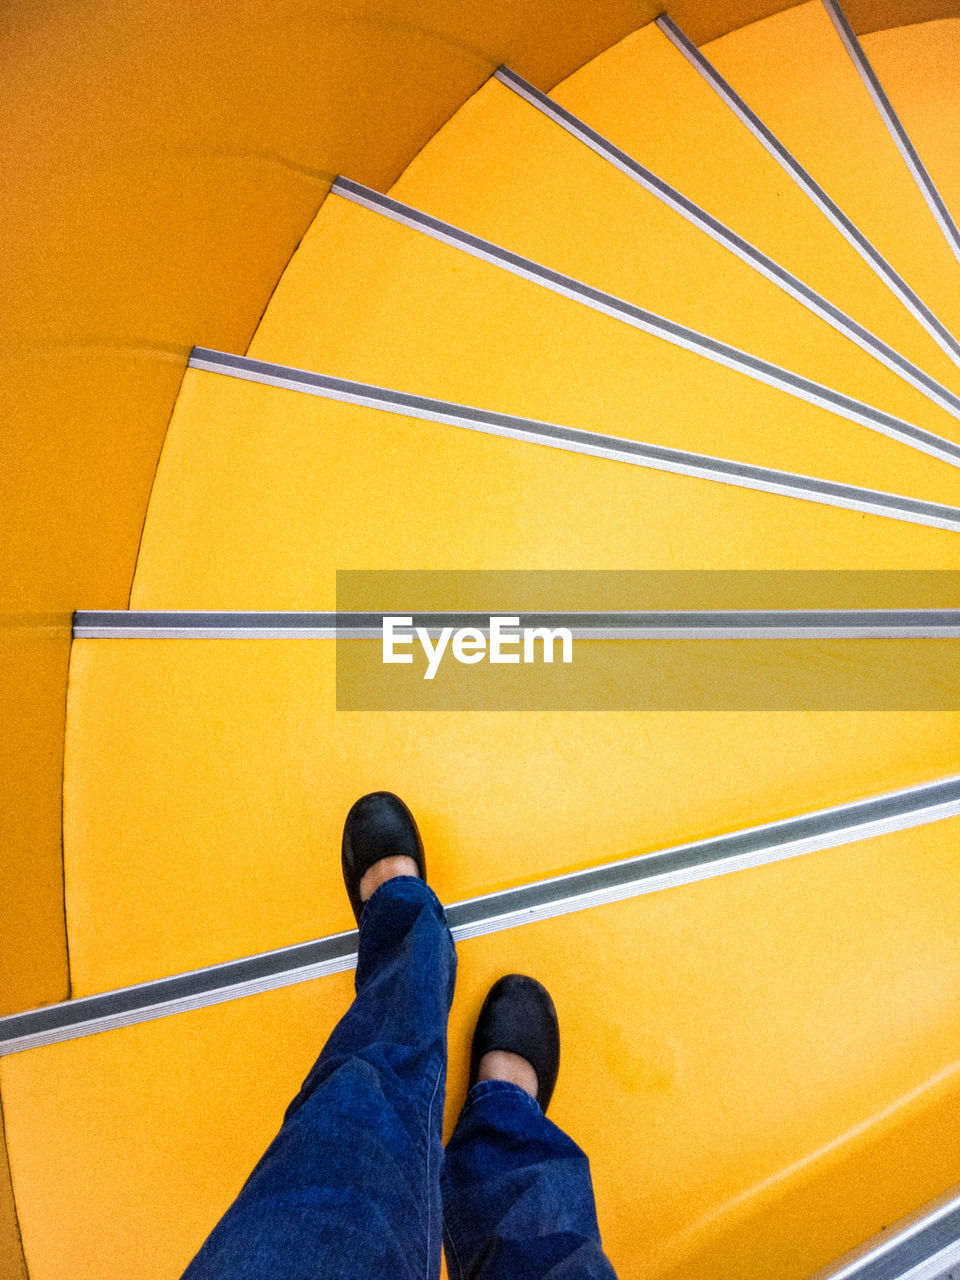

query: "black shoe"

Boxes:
[341, 791, 426, 925]
[469, 974, 561, 1112]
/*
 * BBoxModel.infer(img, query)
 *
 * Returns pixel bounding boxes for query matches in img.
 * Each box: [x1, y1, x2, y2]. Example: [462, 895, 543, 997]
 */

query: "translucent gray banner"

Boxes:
[335, 572, 960, 711]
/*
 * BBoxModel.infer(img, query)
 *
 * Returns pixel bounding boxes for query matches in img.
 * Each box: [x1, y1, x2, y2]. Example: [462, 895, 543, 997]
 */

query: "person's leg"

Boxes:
[442, 977, 617, 1280]
[183, 795, 454, 1280]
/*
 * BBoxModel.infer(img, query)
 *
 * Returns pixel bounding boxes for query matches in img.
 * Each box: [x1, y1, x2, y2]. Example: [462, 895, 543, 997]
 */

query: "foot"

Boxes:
[469, 974, 560, 1112]
[477, 1049, 538, 1099]
[341, 792, 426, 925]
[359, 854, 419, 904]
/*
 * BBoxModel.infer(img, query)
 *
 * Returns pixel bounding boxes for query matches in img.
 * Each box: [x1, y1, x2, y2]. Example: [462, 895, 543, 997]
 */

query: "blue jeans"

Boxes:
[183, 877, 616, 1280]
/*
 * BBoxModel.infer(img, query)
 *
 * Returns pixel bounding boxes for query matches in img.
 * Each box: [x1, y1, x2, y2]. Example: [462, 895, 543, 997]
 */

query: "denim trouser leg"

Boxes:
[441, 1080, 618, 1280]
[182, 876, 456, 1280]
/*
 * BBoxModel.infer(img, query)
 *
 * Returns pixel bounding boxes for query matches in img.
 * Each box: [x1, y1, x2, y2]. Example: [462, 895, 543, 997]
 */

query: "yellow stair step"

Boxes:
[703, 1, 960, 351]
[823, 0, 960, 272]
[546, 18, 960, 388]
[242, 195, 960, 498]
[132, 370, 960, 609]
[385, 67, 960, 430]
[7, 816, 960, 1280]
[62, 631, 960, 995]
[53, 367, 960, 994]
[863, 18, 960, 240]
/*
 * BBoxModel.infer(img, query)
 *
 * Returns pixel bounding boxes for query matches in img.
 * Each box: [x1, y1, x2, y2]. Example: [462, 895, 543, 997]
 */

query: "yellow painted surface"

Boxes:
[0, 1097, 27, 1280]
[391, 74, 960, 414]
[851, 0, 960, 33]
[0, 619, 71, 1017]
[134, 374, 960, 612]
[9, 5, 960, 1276]
[63, 633, 960, 993]
[656, 1059, 960, 1280]
[4, 0, 960, 1022]
[55, 367, 959, 996]
[1, 0, 660, 632]
[57, 377, 955, 992]
[8, 817, 960, 1280]
[247, 200, 960, 500]
[863, 19, 960, 231]
[0, 349, 188, 1013]
[549, 22, 960, 396]
[704, 2, 960, 345]
[1, 0, 653, 1020]
[0, 0, 672, 677]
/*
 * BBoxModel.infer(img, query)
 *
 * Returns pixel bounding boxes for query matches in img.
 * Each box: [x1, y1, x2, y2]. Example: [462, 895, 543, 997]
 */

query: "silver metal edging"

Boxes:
[0, 952, 363, 1057]
[655, 14, 960, 370]
[186, 348, 960, 534]
[494, 65, 960, 423]
[72, 610, 960, 641]
[3, 775, 959, 1056]
[822, 0, 960, 270]
[71, 627, 960, 640]
[810, 1184, 960, 1279]
[330, 176, 960, 469]
[74, 628, 343, 639]
[446, 783, 960, 938]
[552, 626, 960, 638]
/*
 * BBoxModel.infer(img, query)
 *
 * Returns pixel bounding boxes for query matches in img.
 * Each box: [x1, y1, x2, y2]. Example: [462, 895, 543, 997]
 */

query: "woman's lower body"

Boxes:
[182, 795, 616, 1280]
[181, 788, 616, 1280]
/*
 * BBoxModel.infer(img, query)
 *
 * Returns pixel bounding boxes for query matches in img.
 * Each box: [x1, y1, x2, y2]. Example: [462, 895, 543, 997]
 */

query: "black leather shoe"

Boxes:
[469, 974, 561, 1112]
[341, 791, 426, 925]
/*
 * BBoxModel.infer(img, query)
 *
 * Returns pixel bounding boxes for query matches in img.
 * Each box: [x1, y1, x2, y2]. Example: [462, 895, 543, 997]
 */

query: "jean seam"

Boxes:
[424, 1059, 444, 1280]
[442, 1209, 467, 1280]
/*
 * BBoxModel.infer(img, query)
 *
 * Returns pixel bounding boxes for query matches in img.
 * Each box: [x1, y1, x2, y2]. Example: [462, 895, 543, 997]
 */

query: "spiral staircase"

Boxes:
[3, 2, 960, 1277]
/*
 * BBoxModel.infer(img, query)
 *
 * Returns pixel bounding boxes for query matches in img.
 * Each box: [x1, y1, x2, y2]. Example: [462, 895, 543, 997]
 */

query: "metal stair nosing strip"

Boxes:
[493, 64, 960, 423]
[3, 774, 960, 1056]
[822, 0, 960, 272]
[655, 13, 960, 372]
[330, 175, 960, 469]
[73, 610, 960, 640]
[810, 1181, 960, 1280]
[187, 348, 960, 533]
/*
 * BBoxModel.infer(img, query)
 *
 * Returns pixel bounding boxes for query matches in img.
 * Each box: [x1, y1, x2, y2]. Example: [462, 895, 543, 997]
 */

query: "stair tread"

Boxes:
[66, 370, 958, 992]
[133, 371, 960, 615]
[9, 819, 960, 1279]
[62, 630, 960, 994]
[386, 73, 960, 430]
[547, 19, 960, 390]
[703, 2, 960, 345]
[242, 197, 960, 503]
[862, 18, 960, 240]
